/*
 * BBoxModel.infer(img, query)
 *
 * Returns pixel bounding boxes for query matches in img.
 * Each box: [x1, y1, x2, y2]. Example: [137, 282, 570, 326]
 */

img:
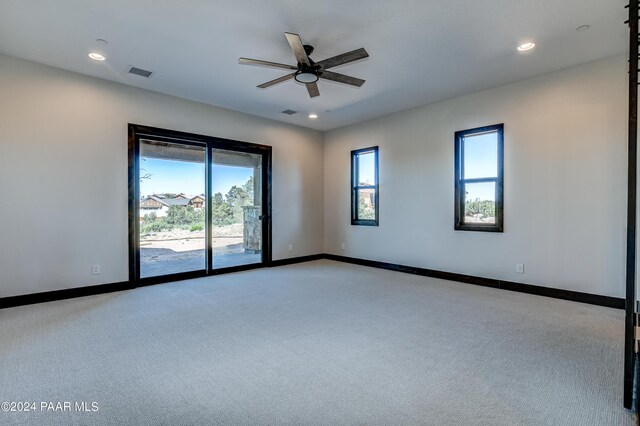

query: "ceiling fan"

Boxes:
[238, 32, 369, 98]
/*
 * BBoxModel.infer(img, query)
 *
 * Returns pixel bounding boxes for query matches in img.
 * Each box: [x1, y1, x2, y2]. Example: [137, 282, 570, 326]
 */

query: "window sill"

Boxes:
[455, 223, 503, 232]
[352, 220, 379, 227]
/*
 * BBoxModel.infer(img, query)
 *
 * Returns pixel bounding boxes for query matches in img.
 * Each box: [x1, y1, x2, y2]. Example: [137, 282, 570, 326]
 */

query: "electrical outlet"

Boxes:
[341, 243, 346, 251]
[92, 264, 101, 275]
[288, 244, 293, 252]
[516, 264, 524, 274]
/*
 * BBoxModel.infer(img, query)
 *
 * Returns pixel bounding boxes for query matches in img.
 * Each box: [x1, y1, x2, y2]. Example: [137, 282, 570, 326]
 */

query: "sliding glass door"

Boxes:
[129, 125, 271, 284]
[139, 140, 207, 279]
[211, 149, 263, 269]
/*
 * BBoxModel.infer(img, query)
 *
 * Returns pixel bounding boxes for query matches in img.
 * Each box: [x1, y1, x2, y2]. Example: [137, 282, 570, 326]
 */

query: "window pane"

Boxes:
[357, 151, 376, 185]
[357, 189, 376, 220]
[463, 132, 498, 179]
[139, 140, 206, 278]
[211, 149, 262, 269]
[464, 182, 496, 224]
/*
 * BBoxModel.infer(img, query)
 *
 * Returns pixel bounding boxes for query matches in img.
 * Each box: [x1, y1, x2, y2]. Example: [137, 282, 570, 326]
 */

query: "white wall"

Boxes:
[324, 55, 627, 298]
[0, 53, 629, 300]
[0, 54, 324, 298]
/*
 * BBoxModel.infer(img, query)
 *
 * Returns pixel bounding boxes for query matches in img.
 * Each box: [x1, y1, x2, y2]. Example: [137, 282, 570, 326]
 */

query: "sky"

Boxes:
[358, 151, 375, 185]
[140, 158, 253, 197]
[463, 132, 498, 201]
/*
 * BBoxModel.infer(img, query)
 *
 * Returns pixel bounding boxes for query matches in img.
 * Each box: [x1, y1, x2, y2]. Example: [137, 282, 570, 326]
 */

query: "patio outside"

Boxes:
[140, 224, 260, 277]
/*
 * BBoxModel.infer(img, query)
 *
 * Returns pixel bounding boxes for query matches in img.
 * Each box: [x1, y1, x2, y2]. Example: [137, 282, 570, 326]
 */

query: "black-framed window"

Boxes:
[351, 146, 379, 226]
[454, 124, 504, 232]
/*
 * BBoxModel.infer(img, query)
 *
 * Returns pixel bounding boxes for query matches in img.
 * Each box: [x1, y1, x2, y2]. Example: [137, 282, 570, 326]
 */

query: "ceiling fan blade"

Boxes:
[284, 32, 311, 66]
[238, 57, 296, 70]
[320, 70, 365, 87]
[257, 73, 295, 89]
[316, 48, 369, 70]
[306, 82, 320, 98]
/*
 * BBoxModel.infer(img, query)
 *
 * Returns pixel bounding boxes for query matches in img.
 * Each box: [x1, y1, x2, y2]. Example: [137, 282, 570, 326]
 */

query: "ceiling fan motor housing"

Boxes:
[303, 44, 314, 56]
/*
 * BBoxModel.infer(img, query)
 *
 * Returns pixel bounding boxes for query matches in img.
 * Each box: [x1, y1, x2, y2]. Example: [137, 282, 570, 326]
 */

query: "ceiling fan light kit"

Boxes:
[239, 32, 369, 98]
[294, 70, 319, 84]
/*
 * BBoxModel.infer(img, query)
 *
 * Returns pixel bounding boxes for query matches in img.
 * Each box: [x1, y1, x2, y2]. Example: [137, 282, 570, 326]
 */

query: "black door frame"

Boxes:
[128, 123, 272, 287]
[625, 0, 639, 410]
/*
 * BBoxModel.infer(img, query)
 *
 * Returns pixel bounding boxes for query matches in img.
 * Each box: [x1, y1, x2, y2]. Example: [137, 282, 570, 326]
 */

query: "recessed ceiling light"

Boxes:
[308, 113, 318, 119]
[517, 42, 536, 52]
[88, 52, 106, 61]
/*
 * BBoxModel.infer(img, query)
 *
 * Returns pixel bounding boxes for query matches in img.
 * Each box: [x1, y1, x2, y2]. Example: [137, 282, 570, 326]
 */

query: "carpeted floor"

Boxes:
[0, 260, 635, 425]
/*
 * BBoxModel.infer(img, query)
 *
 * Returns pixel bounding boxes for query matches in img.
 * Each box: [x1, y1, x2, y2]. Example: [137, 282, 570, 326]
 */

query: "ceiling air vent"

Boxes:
[281, 109, 297, 115]
[128, 67, 153, 78]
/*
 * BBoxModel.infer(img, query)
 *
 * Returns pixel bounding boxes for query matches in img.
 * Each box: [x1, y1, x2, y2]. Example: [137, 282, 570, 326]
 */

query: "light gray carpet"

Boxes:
[0, 260, 635, 425]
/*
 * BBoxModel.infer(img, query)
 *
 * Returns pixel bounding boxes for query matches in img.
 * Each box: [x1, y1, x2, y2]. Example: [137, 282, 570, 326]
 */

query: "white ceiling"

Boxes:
[0, 0, 628, 131]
